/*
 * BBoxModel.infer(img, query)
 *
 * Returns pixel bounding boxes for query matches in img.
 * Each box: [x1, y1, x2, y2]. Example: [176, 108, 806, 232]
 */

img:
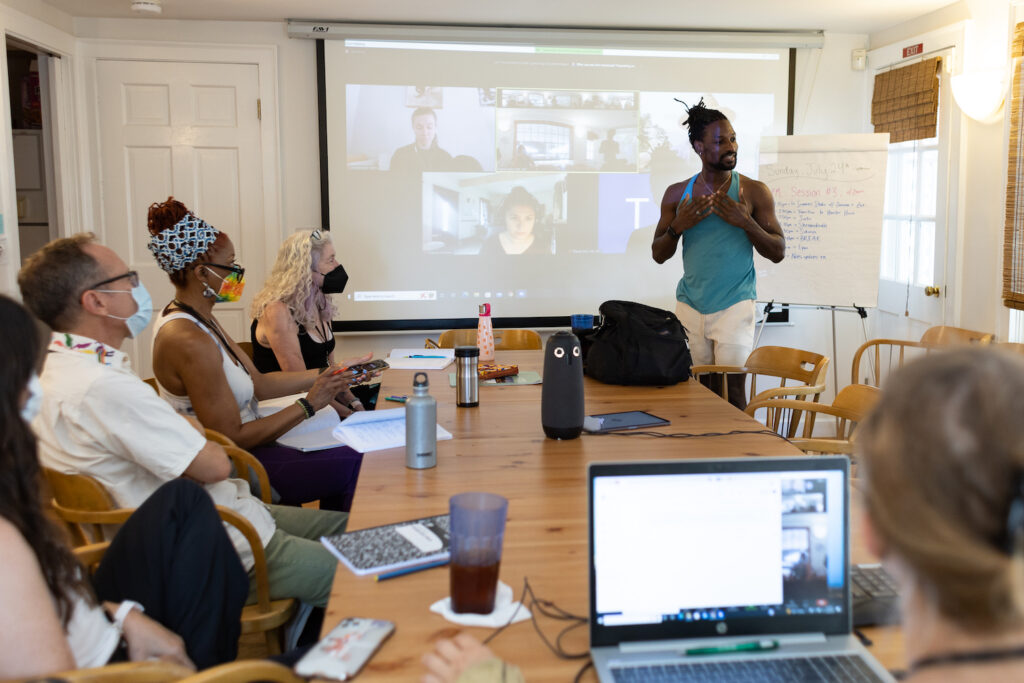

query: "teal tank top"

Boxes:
[675, 170, 756, 314]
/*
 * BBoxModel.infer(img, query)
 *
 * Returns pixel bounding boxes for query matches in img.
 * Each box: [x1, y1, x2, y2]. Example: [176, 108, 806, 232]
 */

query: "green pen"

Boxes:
[685, 639, 779, 656]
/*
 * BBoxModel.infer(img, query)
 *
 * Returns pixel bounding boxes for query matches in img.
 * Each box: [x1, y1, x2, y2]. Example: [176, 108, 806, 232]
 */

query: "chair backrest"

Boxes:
[852, 325, 995, 388]
[51, 660, 194, 683]
[745, 383, 881, 447]
[43, 467, 131, 545]
[237, 340, 255, 361]
[999, 342, 1024, 355]
[919, 325, 994, 346]
[743, 345, 830, 404]
[179, 660, 305, 683]
[434, 328, 542, 350]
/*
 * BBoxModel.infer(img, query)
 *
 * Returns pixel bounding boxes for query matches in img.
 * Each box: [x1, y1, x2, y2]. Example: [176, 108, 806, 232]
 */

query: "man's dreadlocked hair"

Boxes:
[679, 97, 728, 148]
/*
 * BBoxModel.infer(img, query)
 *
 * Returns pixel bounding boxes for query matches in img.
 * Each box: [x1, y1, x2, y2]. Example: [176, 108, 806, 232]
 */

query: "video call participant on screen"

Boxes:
[479, 186, 553, 256]
[651, 98, 785, 409]
[390, 107, 453, 173]
[859, 348, 1024, 682]
[251, 229, 367, 419]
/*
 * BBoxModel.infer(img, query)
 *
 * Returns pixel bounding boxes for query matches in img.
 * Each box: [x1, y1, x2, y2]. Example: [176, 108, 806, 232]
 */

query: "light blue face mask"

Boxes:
[21, 373, 43, 423]
[100, 283, 154, 338]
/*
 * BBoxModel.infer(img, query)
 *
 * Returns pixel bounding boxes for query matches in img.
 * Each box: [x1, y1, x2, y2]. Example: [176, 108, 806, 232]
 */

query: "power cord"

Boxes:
[483, 576, 591, 665]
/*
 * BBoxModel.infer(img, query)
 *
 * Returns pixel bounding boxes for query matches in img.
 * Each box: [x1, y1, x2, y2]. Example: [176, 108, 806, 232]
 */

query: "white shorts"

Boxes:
[675, 299, 755, 367]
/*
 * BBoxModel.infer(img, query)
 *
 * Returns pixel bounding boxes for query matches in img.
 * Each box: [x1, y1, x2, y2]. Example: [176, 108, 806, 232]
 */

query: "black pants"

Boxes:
[91, 479, 248, 669]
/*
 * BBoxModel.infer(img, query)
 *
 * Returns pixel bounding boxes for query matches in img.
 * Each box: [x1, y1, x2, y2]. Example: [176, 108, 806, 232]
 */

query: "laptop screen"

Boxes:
[589, 456, 850, 647]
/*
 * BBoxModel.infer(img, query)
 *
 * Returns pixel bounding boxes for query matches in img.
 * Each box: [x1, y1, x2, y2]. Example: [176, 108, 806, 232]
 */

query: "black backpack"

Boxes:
[583, 300, 692, 386]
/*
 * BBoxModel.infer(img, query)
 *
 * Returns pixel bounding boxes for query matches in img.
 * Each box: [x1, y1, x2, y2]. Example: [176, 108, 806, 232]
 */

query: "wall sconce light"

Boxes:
[951, 67, 1006, 123]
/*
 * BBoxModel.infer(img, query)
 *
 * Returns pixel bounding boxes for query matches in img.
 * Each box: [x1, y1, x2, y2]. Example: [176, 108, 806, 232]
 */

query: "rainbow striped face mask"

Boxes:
[201, 263, 246, 303]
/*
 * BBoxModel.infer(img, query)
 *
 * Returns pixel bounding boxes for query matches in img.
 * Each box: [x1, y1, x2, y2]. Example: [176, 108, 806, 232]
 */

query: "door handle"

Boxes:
[924, 286, 941, 297]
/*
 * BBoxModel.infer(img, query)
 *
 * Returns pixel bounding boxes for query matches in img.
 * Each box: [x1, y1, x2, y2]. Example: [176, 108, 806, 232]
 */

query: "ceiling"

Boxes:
[41, 0, 961, 35]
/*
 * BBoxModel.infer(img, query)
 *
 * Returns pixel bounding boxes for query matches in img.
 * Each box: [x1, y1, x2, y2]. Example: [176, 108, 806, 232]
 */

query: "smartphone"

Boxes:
[333, 359, 390, 376]
[294, 617, 395, 680]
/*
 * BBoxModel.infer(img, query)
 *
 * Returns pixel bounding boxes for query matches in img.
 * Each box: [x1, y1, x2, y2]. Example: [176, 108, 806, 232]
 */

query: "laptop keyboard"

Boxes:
[610, 654, 887, 682]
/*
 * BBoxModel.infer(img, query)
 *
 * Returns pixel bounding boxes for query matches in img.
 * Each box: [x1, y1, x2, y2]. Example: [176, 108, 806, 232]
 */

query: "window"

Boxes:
[880, 136, 938, 285]
[514, 122, 571, 162]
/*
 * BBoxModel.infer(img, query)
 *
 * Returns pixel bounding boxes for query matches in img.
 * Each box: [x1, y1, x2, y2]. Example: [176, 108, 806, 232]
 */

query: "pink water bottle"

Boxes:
[477, 303, 495, 361]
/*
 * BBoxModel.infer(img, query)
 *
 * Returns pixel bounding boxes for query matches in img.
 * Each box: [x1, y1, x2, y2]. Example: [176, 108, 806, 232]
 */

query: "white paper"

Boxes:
[332, 407, 453, 453]
[258, 394, 343, 451]
[387, 348, 455, 370]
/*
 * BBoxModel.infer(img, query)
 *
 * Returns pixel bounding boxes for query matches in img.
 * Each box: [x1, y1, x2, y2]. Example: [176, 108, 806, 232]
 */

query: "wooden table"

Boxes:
[323, 351, 903, 680]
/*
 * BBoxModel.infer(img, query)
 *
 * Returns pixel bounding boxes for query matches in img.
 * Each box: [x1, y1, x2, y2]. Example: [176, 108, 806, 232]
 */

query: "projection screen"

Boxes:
[316, 26, 800, 330]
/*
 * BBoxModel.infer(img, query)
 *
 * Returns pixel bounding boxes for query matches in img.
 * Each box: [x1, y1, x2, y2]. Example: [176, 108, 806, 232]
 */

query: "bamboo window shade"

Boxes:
[1004, 23, 1024, 311]
[871, 57, 941, 144]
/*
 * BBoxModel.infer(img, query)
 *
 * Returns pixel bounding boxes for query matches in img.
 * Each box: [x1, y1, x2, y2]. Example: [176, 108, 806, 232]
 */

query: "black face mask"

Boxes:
[320, 264, 349, 294]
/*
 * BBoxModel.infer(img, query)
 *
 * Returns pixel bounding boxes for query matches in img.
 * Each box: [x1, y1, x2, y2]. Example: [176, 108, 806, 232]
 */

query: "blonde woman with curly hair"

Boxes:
[251, 230, 364, 418]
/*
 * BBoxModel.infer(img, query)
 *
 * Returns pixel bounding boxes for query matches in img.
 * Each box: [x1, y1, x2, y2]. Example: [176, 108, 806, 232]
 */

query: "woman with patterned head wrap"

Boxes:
[146, 197, 370, 512]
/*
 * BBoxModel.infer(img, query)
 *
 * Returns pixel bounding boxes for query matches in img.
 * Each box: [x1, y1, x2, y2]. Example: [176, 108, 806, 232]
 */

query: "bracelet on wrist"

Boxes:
[666, 225, 681, 239]
[296, 397, 315, 419]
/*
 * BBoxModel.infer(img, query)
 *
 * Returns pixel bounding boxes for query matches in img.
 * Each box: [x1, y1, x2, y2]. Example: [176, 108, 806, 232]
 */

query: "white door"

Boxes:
[94, 59, 264, 378]
[874, 67, 957, 340]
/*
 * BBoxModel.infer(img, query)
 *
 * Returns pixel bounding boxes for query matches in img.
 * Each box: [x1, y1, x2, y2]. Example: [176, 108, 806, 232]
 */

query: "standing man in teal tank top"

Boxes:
[652, 99, 785, 409]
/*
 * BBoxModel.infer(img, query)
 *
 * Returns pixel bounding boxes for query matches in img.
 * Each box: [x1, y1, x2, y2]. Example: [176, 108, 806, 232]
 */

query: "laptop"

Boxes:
[588, 456, 895, 682]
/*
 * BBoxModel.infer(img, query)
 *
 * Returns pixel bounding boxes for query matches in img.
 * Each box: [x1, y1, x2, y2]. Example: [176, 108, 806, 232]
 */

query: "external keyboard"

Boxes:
[610, 653, 886, 682]
[851, 563, 901, 626]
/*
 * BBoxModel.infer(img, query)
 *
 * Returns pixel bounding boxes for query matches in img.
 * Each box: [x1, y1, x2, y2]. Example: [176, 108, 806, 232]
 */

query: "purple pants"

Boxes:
[249, 443, 363, 512]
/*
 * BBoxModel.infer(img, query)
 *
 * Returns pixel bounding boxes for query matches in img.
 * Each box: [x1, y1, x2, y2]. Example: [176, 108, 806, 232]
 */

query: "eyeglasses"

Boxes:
[198, 262, 245, 278]
[85, 270, 140, 291]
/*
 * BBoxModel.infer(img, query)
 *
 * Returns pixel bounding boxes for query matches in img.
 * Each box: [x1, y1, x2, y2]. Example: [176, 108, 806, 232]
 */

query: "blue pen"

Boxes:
[408, 354, 445, 358]
[375, 559, 449, 581]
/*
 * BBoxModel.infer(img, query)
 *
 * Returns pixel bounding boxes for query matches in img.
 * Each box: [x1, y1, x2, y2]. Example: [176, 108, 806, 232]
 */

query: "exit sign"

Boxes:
[903, 43, 924, 59]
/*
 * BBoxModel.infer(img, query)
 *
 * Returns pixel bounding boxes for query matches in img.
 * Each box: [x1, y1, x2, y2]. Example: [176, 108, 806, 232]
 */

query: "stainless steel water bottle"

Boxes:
[455, 345, 480, 407]
[405, 371, 437, 469]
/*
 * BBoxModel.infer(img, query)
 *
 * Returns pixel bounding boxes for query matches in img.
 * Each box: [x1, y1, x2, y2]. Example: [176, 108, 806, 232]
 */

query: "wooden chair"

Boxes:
[46, 660, 194, 683]
[997, 342, 1024, 355]
[204, 429, 273, 505]
[178, 660, 304, 683]
[426, 328, 543, 350]
[143, 377, 159, 392]
[236, 340, 255, 361]
[691, 345, 830, 406]
[745, 383, 881, 452]
[851, 325, 994, 387]
[43, 467, 295, 655]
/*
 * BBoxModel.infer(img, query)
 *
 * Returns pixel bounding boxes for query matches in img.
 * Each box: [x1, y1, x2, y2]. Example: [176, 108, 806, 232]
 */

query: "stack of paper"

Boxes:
[387, 348, 455, 370]
[332, 407, 453, 453]
[258, 394, 342, 451]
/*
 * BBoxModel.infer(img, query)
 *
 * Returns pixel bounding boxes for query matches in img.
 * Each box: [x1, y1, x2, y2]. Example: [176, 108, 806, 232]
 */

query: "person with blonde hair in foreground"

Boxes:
[857, 347, 1024, 681]
[250, 229, 365, 418]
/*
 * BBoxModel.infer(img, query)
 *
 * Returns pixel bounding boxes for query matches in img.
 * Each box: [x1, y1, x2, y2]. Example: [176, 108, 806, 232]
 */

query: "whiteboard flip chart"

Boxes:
[755, 134, 889, 308]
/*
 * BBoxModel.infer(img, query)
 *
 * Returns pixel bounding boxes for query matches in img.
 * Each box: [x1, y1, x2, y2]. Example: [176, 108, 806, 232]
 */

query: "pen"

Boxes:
[685, 640, 778, 656]
[375, 560, 448, 581]
[385, 395, 407, 403]
[407, 355, 445, 358]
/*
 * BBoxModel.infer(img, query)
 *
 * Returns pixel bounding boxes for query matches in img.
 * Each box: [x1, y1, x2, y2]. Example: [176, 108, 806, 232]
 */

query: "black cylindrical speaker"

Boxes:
[542, 330, 584, 440]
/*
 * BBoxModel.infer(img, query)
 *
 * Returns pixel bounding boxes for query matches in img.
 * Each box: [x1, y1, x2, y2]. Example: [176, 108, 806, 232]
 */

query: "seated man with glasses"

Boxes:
[17, 232, 356, 630]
